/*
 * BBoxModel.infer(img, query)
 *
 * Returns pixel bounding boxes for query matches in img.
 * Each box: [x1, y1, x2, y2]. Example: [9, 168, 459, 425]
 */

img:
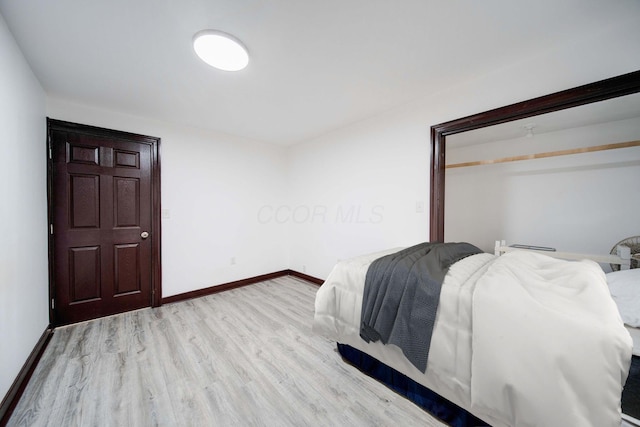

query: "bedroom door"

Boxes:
[48, 120, 161, 325]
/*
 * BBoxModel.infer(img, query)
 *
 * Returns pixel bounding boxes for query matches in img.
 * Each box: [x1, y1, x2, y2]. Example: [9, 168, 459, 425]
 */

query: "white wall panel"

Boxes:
[0, 12, 48, 399]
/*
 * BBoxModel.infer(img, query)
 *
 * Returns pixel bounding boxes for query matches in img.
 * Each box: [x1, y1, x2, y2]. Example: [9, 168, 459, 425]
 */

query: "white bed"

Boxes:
[628, 327, 640, 356]
[495, 241, 639, 356]
[313, 243, 633, 427]
[605, 267, 640, 356]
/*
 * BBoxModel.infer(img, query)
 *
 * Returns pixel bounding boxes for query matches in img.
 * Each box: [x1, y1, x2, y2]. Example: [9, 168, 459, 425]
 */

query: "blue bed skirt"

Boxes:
[337, 343, 490, 427]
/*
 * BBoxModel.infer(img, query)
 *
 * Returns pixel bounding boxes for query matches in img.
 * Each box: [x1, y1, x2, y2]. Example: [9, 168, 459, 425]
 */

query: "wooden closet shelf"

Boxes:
[446, 140, 640, 169]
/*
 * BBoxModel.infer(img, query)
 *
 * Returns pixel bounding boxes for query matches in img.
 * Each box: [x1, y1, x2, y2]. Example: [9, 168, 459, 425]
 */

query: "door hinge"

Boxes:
[51, 298, 55, 310]
[50, 224, 54, 234]
[48, 135, 52, 159]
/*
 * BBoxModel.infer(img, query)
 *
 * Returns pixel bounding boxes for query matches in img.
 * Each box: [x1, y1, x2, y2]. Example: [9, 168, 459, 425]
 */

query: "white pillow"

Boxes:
[607, 268, 640, 327]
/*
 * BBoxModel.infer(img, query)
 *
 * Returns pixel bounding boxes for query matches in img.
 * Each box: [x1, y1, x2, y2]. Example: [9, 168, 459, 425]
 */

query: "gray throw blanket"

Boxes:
[360, 242, 482, 372]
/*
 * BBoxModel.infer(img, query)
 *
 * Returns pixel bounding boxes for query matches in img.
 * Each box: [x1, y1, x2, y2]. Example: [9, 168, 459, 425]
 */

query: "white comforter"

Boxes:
[313, 249, 632, 427]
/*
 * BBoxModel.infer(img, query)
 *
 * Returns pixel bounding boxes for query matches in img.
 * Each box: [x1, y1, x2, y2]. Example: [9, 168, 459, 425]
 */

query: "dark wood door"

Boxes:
[49, 121, 161, 325]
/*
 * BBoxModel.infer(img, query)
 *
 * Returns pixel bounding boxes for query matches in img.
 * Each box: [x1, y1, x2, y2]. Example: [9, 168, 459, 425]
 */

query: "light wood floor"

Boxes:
[8, 276, 444, 427]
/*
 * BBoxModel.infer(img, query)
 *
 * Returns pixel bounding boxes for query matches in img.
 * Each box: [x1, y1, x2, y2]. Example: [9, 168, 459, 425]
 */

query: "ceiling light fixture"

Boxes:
[193, 30, 249, 71]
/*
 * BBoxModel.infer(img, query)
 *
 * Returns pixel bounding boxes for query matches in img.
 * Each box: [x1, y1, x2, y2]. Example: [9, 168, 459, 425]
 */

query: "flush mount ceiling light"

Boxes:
[193, 30, 249, 71]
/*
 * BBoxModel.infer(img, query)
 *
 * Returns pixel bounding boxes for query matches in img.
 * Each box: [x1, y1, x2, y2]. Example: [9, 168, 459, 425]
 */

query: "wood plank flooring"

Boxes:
[8, 276, 445, 427]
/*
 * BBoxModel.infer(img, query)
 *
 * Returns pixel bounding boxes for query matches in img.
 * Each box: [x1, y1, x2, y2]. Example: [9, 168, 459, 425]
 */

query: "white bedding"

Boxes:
[606, 269, 640, 356]
[628, 325, 640, 356]
[313, 249, 632, 427]
[607, 269, 640, 327]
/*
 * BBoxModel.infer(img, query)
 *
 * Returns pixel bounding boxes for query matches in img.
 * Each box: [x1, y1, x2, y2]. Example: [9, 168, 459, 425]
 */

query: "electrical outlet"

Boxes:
[230, 257, 236, 265]
[302, 265, 306, 272]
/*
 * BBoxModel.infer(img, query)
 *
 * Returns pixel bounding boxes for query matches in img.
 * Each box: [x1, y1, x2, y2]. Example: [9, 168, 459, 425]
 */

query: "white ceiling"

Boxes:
[1, 0, 639, 145]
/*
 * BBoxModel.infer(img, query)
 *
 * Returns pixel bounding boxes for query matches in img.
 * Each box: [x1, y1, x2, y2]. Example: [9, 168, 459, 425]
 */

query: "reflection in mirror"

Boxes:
[444, 92, 640, 265]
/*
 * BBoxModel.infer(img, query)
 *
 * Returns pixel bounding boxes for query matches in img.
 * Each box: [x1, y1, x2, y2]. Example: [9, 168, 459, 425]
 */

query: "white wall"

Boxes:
[287, 17, 640, 280]
[286, 112, 430, 278]
[0, 14, 48, 400]
[47, 100, 289, 298]
[446, 115, 640, 260]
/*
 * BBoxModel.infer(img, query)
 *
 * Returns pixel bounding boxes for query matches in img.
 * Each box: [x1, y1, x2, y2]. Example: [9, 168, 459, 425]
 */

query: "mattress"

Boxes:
[314, 248, 632, 427]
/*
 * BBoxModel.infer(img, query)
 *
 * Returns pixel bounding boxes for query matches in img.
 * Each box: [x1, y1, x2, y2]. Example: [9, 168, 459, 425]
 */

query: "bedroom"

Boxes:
[1, 0, 640, 425]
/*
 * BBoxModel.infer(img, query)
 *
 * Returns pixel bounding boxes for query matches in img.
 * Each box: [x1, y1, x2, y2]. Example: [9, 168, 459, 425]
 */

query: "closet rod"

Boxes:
[446, 139, 640, 169]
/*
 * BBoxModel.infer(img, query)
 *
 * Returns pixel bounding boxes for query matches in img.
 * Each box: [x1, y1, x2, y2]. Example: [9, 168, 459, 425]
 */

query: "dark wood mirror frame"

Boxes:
[429, 69, 640, 242]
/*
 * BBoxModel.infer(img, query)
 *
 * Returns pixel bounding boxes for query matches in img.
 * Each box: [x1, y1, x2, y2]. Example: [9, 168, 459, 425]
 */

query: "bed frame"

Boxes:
[494, 240, 632, 270]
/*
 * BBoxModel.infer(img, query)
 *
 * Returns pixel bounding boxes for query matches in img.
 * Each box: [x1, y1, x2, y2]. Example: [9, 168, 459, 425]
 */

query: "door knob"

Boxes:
[141, 231, 149, 239]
